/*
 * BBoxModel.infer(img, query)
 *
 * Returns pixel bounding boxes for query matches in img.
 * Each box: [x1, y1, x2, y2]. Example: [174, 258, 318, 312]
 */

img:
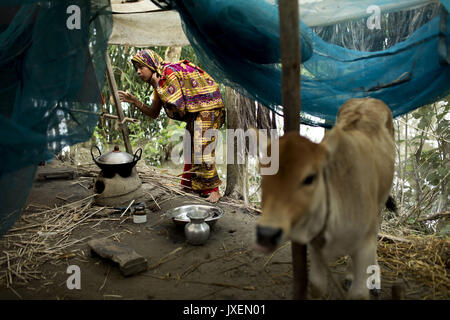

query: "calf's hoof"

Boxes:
[309, 284, 326, 300]
[342, 279, 352, 292]
[370, 288, 381, 299]
[342, 274, 353, 291]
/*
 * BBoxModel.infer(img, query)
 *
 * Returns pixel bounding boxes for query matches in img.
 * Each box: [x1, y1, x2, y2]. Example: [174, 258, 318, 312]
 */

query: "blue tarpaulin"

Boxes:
[160, 0, 450, 126]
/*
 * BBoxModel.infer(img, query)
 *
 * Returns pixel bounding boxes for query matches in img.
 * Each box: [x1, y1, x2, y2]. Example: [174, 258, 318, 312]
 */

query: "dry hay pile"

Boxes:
[377, 221, 449, 299]
[0, 195, 128, 296]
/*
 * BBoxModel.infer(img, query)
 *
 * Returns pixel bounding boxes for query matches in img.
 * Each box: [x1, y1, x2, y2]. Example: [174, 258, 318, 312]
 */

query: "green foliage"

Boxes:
[91, 125, 108, 148]
[180, 46, 202, 67]
[128, 122, 147, 147]
[249, 173, 262, 204]
[395, 98, 449, 232]
[409, 103, 449, 189]
[437, 222, 450, 237]
[143, 142, 162, 167]
[143, 121, 186, 167]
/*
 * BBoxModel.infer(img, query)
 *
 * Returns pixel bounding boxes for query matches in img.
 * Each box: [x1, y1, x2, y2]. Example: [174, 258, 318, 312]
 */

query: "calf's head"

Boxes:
[256, 132, 333, 253]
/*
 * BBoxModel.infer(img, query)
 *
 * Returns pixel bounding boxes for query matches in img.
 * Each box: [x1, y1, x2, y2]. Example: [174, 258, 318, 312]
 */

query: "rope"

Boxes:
[310, 168, 347, 299]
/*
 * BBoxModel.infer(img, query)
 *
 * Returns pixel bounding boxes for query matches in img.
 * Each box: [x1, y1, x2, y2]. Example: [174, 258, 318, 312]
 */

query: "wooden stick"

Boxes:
[103, 294, 122, 298]
[9, 286, 23, 300]
[76, 182, 89, 190]
[279, 0, 307, 300]
[146, 192, 161, 210]
[101, 113, 140, 124]
[378, 232, 412, 243]
[279, 0, 301, 131]
[158, 173, 191, 182]
[148, 247, 184, 270]
[26, 204, 52, 210]
[291, 242, 307, 300]
[106, 54, 133, 154]
[263, 241, 290, 268]
[120, 200, 135, 218]
[417, 211, 449, 222]
[8, 224, 42, 233]
[184, 280, 256, 291]
[99, 266, 110, 291]
[176, 168, 196, 176]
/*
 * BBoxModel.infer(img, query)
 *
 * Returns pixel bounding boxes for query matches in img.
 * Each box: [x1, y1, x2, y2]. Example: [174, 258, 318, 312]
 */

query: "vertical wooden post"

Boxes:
[278, 0, 308, 300]
[279, 0, 301, 132]
[291, 242, 308, 300]
[106, 53, 133, 154]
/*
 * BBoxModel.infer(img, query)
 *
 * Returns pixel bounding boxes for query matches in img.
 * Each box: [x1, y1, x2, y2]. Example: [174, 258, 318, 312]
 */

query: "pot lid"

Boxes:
[95, 146, 135, 165]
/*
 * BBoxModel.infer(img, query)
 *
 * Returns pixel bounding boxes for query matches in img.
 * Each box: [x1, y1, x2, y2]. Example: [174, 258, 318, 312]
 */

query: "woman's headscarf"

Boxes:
[131, 49, 167, 76]
[131, 49, 224, 114]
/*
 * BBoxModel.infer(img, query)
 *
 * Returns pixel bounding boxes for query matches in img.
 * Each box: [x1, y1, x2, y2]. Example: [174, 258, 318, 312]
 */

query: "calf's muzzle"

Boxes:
[256, 225, 283, 248]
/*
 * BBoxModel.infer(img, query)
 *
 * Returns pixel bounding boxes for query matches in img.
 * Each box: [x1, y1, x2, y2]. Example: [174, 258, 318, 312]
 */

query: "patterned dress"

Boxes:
[132, 50, 225, 194]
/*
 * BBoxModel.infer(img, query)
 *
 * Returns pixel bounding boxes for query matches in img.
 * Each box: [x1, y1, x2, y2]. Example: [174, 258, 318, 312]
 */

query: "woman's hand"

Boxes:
[118, 90, 137, 104]
[150, 72, 161, 88]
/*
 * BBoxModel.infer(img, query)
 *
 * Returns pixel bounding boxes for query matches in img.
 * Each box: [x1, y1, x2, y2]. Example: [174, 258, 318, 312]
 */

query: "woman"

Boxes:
[118, 49, 225, 203]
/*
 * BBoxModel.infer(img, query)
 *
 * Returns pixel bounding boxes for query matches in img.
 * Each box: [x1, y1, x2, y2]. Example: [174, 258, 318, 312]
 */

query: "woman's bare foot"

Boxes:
[205, 191, 221, 203]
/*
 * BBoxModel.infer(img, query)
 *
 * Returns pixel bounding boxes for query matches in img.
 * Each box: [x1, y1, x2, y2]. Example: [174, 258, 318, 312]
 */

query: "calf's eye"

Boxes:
[302, 174, 316, 186]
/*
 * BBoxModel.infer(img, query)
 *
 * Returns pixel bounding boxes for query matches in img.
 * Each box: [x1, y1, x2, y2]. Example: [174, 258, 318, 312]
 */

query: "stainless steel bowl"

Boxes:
[164, 204, 224, 228]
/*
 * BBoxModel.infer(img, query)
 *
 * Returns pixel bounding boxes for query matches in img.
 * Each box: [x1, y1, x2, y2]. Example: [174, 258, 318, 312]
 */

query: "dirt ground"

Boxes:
[0, 160, 447, 300]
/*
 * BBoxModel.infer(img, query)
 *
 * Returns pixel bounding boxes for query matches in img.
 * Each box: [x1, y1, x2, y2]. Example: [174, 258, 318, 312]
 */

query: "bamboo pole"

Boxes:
[280, 0, 301, 132]
[105, 53, 133, 154]
[278, 0, 307, 300]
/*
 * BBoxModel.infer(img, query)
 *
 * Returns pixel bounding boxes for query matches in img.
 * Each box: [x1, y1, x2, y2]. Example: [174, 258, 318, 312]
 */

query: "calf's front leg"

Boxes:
[308, 245, 328, 299]
[347, 238, 378, 300]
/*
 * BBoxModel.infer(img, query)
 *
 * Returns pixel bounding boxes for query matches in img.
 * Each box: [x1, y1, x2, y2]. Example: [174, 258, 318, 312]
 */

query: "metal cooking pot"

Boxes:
[165, 205, 224, 228]
[91, 145, 142, 178]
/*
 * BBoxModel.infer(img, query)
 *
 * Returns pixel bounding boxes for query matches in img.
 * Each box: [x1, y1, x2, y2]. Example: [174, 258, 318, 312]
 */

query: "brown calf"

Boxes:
[256, 98, 395, 299]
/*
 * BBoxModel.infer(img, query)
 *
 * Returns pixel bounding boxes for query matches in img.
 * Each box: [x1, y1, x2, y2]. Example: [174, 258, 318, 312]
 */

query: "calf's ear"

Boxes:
[320, 129, 340, 161]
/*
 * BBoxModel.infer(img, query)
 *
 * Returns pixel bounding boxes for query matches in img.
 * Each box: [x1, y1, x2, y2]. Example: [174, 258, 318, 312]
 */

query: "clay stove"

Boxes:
[94, 167, 143, 207]
[91, 146, 144, 207]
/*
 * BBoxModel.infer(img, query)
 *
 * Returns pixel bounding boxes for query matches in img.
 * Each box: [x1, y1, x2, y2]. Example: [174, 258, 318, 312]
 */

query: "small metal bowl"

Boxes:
[164, 204, 225, 228]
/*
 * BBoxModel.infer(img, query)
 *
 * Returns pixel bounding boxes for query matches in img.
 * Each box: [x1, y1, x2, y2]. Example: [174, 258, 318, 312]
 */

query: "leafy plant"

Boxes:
[394, 98, 449, 233]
